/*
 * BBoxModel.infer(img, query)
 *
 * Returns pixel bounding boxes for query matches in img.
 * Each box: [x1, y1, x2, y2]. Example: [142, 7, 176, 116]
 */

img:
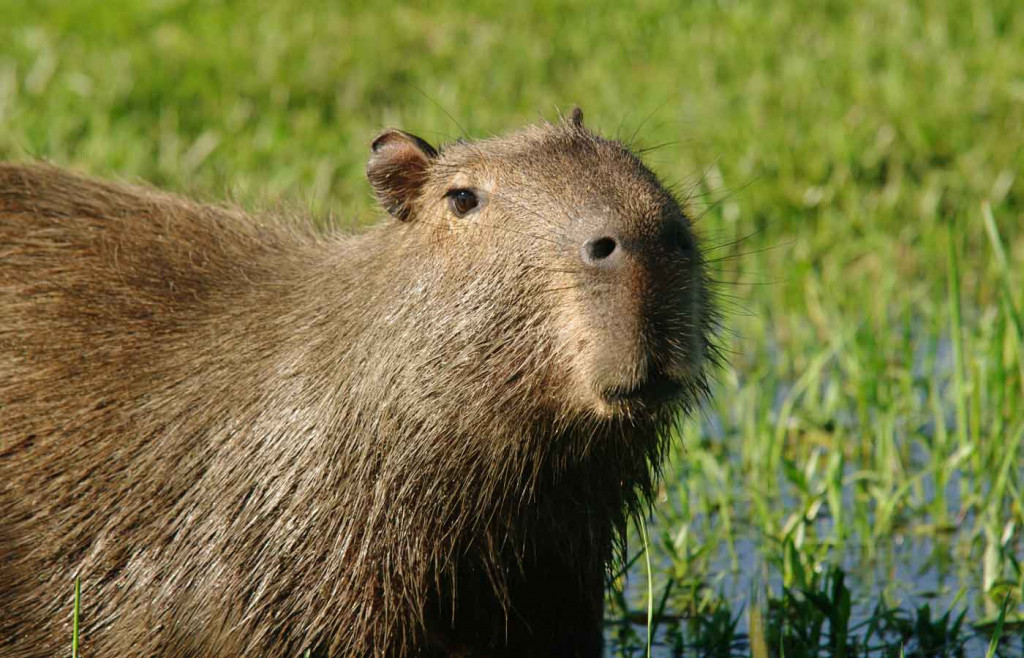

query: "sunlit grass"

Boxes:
[71, 577, 80, 658]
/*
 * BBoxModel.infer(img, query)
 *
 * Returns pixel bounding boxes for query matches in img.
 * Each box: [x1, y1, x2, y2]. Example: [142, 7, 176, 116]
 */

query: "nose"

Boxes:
[580, 222, 694, 269]
[580, 235, 621, 269]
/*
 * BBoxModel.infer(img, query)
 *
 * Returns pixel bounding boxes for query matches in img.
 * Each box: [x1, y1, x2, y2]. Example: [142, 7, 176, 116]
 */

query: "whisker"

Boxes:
[524, 265, 585, 275]
[635, 141, 679, 155]
[707, 277, 785, 287]
[627, 94, 678, 148]
[408, 84, 471, 140]
[704, 240, 793, 262]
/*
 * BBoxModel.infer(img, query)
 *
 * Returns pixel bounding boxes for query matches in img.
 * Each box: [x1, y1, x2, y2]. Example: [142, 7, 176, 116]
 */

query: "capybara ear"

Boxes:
[568, 106, 584, 128]
[366, 130, 438, 222]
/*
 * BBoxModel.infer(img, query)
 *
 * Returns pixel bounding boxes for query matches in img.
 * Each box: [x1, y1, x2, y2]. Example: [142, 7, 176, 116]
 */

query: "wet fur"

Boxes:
[0, 118, 715, 657]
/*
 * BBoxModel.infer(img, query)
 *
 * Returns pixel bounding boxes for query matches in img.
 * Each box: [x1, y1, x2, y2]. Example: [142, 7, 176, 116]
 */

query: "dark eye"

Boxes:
[447, 189, 479, 217]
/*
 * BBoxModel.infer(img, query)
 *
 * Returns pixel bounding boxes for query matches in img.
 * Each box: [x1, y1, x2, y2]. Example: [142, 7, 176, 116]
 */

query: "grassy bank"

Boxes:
[2, 0, 1022, 654]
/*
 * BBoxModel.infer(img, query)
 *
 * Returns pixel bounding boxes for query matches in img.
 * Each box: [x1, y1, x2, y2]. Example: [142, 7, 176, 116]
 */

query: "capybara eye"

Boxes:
[447, 189, 479, 217]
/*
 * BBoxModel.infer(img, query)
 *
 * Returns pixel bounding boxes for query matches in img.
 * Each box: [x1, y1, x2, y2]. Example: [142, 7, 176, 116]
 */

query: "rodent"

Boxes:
[0, 108, 717, 657]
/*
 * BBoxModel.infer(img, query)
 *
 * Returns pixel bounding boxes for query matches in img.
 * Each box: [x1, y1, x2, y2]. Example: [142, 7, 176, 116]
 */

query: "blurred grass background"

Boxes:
[2, 0, 1022, 655]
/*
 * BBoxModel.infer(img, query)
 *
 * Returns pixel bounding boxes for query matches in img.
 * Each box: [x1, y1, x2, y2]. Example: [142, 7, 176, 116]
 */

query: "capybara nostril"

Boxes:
[581, 236, 618, 266]
[670, 224, 695, 254]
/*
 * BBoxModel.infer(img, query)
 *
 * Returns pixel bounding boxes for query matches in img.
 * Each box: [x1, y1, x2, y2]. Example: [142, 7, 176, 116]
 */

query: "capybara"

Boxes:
[0, 109, 716, 657]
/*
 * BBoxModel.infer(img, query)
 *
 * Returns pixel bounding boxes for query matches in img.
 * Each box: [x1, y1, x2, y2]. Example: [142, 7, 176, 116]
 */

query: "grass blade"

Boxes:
[982, 201, 1024, 394]
[984, 595, 1011, 658]
[947, 222, 971, 453]
[639, 515, 654, 658]
[71, 577, 81, 658]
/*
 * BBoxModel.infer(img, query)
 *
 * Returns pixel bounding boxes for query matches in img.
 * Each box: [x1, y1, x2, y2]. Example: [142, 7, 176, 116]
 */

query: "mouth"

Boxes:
[601, 371, 685, 408]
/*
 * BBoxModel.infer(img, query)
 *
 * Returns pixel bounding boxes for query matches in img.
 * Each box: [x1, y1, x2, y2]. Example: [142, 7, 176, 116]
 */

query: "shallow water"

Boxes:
[606, 526, 1024, 656]
[603, 339, 1024, 657]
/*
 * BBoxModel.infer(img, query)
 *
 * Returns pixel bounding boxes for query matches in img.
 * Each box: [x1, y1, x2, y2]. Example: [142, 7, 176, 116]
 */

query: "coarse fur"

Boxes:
[0, 111, 717, 657]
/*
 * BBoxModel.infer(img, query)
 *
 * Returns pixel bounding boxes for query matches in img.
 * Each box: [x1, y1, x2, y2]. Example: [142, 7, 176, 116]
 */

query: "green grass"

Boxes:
[71, 577, 79, 658]
[3, 0, 1022, 655]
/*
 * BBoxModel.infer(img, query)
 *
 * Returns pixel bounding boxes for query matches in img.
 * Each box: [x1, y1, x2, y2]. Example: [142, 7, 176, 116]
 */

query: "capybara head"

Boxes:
[366, 108, 714, 427]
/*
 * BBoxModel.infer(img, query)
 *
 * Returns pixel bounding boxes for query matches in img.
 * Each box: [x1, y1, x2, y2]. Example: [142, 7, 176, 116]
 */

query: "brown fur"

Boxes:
[0, 112, 716, 657]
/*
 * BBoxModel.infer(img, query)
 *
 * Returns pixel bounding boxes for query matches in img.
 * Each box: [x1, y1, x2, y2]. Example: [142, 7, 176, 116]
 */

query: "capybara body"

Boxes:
[0, 111, 715, 657]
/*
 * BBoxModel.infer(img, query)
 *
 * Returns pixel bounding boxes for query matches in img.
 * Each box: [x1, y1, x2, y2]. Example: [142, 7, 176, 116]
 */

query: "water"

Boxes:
[606, 527, 1024, 656]
[601, 329, 1024, 656]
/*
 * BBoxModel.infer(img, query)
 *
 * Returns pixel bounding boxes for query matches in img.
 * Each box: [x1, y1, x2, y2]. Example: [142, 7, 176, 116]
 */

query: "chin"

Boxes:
[587, 372, 688, 420]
